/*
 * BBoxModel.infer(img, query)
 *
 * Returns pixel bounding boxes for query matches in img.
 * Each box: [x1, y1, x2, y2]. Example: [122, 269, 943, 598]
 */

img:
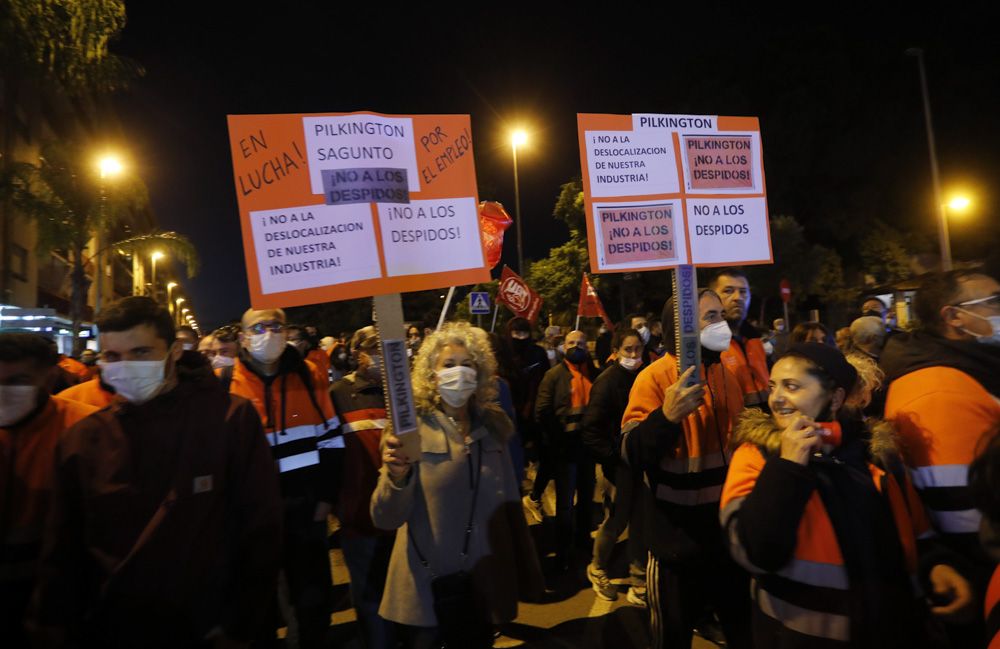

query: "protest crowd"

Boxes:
[2, 266, 1000, 649]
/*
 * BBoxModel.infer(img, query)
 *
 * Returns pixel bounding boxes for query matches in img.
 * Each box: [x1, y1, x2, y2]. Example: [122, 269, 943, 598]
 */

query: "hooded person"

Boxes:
[720, 342, 976, 648]
[620, 289, 751, 649]
[29, 297, 282, 648]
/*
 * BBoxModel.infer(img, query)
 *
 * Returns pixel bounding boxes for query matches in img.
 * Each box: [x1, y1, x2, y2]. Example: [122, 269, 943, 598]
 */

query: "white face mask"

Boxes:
[0, 385, 40, 427]
[211, 354, 235, 369]
[619, 356, 643, 372]
[546, 349, 556, 361]
[958, 309, 1000, 346]
[436, 366, 478, 408]
[181, 343, 194, 351]
[762, 340, 775, 356]
[248, 331, 286, 364]
[637, 326, 650, 344]
[99, 359, 167, 404]
[511, 331, 530, 341]
[700, 320, 733, 352]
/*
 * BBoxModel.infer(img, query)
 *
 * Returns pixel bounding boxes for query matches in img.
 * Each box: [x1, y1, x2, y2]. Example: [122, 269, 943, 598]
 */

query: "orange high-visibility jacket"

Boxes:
[987, 565, 1000, 649]
[886, 366, 1000, 542]
[227, 353, 341, 485]
[1, 396, 97, 583]
[720, 409, 934, 647]
[720, 335, 770, 407]
[56, 376, 114, 409]
[622, 353, 743, 508]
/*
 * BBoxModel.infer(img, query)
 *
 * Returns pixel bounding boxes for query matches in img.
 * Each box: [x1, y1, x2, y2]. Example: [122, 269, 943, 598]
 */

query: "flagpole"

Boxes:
[437, 286, 456, 331]
[490, 303, 500, 332]
[575, 315, 581, 330]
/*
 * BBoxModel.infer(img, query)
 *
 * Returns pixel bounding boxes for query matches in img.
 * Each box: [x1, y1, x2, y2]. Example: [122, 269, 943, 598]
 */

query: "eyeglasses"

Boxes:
[246, 321, 285, 335]
[955, 294, 1000, 309]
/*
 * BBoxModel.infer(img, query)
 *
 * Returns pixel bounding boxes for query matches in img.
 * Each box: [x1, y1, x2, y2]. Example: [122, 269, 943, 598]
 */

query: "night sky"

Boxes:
[110, 8, 1000, 330]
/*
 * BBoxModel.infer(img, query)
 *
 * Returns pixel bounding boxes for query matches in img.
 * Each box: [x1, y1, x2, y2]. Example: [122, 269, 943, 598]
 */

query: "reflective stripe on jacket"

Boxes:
[720, 438, 932, 646]
[886, 366, 1000, 539]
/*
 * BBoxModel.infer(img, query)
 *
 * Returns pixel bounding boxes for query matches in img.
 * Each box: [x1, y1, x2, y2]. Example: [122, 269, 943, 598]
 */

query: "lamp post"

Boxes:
[175, 297, 185, 326]
[96, 155, 124, 314]
[150, 251, 164, 301]
[906, 48, 950, 271]
[511, 130, 528, 275]
[166, 282, 178, 318]
[942, 194, 972, 263]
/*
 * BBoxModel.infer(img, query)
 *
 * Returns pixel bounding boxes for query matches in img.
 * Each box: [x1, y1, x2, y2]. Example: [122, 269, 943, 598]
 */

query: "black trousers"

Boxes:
[647, 549, 752, 649]
[257, 496, 333, 649]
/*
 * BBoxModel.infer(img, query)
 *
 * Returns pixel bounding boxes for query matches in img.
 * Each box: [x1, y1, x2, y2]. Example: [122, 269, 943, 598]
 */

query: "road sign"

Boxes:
[577, 113, 771, 273]
[469, 291, 491, 315]
[780, 279, 792, 304]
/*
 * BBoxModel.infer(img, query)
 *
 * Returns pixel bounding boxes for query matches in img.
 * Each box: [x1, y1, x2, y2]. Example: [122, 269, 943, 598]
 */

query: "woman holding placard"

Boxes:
[371, 321, 542, 649]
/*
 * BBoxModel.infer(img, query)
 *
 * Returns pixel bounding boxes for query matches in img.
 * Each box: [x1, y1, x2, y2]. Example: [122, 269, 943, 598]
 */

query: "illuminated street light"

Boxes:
[175, 297, 186, 326]
[947, 195, 971, 212]
[510, 129, 530, 274]
[150, 251, 165, 301]
[167, 282, 178, 316]
[95, 154, 125, 313]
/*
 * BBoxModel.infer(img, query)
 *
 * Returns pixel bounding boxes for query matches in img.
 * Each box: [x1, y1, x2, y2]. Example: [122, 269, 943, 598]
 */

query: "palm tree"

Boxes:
[6, 140, 198, 353]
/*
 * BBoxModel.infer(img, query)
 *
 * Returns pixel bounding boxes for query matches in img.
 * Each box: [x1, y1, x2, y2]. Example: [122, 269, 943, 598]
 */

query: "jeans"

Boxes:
[532, 443, 596, 563]
[340, 533, 396, 649]
[592, 464, 645, 581]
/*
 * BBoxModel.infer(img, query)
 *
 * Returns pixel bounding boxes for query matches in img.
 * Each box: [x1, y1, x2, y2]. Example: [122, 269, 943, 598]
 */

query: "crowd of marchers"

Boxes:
[1, 267, 999, 649]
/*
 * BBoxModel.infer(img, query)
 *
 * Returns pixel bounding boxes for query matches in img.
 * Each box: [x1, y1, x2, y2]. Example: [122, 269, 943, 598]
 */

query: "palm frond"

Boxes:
[112, 231, 200, 279]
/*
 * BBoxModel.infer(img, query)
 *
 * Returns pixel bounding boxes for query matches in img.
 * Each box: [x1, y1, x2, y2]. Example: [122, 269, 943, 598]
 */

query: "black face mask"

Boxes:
[565, 347, 589, 364]
[862, 310, 883, 320]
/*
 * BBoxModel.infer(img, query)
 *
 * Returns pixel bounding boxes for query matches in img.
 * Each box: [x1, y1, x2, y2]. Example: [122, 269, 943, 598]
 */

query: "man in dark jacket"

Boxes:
[505, 317, 549, 459]
[581, 327, 647, 603]
[30, 297, 282, 649]
[526, 329, 597, 571]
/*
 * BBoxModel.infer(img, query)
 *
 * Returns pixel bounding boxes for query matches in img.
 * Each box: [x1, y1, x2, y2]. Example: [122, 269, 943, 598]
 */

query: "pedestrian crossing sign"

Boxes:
[469, 291, 491, 314]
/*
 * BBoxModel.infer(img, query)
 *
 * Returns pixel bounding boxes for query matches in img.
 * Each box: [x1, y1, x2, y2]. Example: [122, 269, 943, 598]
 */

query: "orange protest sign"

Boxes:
[577, 113, 772, 273]
[227, 111, 489, 308]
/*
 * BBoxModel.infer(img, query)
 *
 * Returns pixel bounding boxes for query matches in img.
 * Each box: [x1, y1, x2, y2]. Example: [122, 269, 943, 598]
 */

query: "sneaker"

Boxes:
[522, 495, 544, 523]
[587, 563, 618, 602]
[626, 585, 647, 607]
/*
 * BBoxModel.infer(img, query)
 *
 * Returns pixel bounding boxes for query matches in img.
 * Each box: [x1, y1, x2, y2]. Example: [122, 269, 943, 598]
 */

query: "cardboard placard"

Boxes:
[227, 112, 489, 308]
[577, 113, 772, 273]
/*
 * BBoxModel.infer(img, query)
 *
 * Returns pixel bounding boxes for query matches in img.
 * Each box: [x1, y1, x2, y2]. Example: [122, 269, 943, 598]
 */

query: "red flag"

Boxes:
[478, 201, 513, 269]
[496, 265, 543, 325]
[577, 274, 612, 329]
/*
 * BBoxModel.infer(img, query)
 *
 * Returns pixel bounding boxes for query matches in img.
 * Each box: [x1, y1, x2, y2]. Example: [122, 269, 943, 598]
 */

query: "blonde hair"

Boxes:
[844, 351, 884, 410]
[411, 321, 498, 414]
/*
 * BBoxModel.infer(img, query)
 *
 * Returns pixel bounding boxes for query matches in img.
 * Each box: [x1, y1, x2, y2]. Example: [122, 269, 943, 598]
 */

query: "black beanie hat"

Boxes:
[778, 342, 858, 393]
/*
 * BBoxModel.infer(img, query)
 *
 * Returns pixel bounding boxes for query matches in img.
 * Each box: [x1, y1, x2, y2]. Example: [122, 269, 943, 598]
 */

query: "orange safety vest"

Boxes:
[227, 357, 341, 475]
[622, 353, 743, 507]
[721, 336, 770, 407]
[56, 375, 114, 409]
[57, 355, 92, 382]
[306, 348, 331, 389]
[720, 440, 932, 645]
[886, 366, 1000, 539]
[1, 396, 97, 583]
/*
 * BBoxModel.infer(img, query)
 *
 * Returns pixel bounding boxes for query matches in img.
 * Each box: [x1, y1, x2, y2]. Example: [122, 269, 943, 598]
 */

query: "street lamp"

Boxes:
[511, 129, 529, 275]
[175, 297, 185, 326]
[95, 154, 124, 314]
[150, 251, 164, 301]
[906, 48, 950, 271]
[166, 282, 178, 316]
